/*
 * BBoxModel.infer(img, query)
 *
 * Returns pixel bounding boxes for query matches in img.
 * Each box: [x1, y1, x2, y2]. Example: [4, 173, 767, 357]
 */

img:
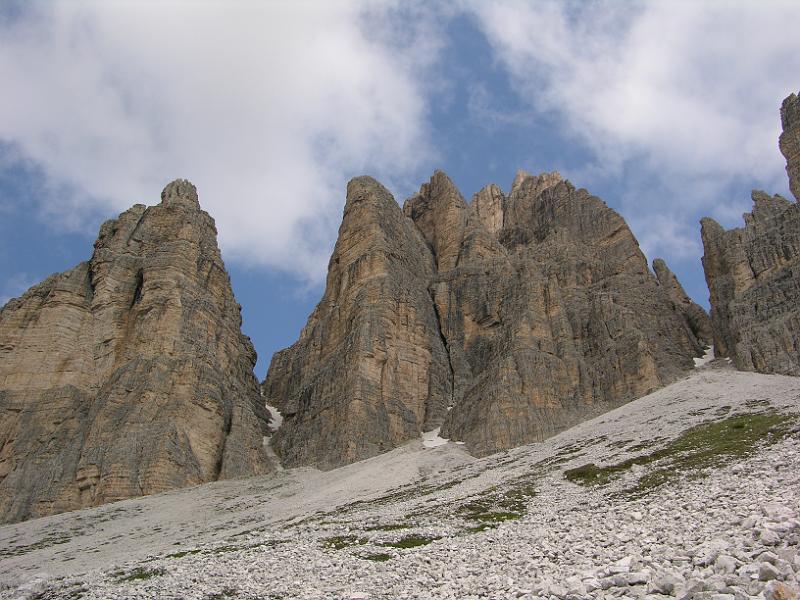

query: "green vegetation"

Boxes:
[166, 548, 203, 559]
[360, 552, 393, 562]
[321, 535, 367, 550]
[458, 484, 534, 529]
[365, 523, 410, 532]
[379, 534, 441, 549]
[564, 412, 797, 495]
[115, 566, 167, 583]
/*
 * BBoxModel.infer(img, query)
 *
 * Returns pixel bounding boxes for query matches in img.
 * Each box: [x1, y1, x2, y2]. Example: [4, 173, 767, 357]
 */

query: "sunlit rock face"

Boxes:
[265, 170, 704, 465]
[0, 180, 272, 524]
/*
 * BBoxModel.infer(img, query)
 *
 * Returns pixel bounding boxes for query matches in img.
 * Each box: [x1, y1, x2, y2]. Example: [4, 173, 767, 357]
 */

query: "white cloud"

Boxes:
[0, 1, 441, 283]
[467, 0, 800, 259]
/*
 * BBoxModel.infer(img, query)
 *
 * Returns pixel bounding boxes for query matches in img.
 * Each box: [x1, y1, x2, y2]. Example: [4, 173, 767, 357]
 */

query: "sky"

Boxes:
[1, 1, 798, 378]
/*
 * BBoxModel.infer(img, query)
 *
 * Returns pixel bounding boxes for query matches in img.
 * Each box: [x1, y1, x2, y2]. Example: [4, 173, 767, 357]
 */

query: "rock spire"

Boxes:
[0, 180, 272, 523]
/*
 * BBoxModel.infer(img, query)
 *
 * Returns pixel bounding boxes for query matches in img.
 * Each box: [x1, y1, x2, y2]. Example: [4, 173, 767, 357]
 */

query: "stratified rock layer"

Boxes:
[700, 92, 800, 377]
[265, 171, 705, 463]
[780, 91, 800, 201]
[0, 180, 271, 523]
[264, 177, 452, 469]
[701, 191, 800, 375]
[653, 258, 713, 346]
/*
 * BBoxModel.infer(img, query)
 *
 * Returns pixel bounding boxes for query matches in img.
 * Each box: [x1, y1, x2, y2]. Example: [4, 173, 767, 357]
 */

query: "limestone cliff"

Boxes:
[264, 178, 451, 469]
[652, 258, 713, 346]
[701, 191, 800, 375]
[780, 91, 800, 201]
[265, 171, 705, 463]
[0, 180, 272, 523]
[701, 91, 800, 376]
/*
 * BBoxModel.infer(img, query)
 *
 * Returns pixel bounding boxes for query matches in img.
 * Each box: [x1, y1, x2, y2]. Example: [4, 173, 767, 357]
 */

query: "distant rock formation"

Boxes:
[701, 192, 800, 375]
[700, 90, 800, 376]
[264, 170, 705, 465]
[780, 91, 800, 200]
[0, 180, 272, 523]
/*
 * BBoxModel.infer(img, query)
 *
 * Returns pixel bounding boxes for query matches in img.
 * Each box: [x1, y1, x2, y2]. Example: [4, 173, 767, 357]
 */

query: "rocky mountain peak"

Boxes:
[701, 91, 800, 375]
[0, 182, 272, 523]
[780, 90, 800, 200]
[265, 168, 706, 464]
[160, 178, 200, 209]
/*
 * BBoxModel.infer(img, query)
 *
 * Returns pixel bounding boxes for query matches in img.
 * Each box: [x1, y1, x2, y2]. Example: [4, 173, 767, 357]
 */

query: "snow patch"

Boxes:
[694, 345, 715, 368]
[422, 427, 450, 448]
[265, 403, 284, 433]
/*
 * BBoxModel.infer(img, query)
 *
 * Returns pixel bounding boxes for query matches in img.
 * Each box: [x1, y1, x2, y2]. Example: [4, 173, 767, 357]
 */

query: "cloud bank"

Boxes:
[467, 0, 800, 260]
[0, 1, 439, 283]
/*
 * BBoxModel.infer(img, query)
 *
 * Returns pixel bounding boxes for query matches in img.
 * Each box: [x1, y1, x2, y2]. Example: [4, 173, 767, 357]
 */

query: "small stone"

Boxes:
[761, 562, 783, 582]
[765, 581, 799, 600]
[651, 573, 681, 595]
[625, 572, 649, 586]
[715, 555, 738, 575]
[761, 529, 782, 546]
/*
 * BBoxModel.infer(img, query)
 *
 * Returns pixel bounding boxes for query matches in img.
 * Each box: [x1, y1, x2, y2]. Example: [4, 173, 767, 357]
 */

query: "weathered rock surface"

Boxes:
[701, 92, 800, 376]
[265, 170, 705, 465]
[701, 191, 800, 375]
[0, 180, 271, 523]
[264, 177, 452, 469]
[430, 172, 704, 455]
[653, 258, 713, 345]
[780, 91, 800, 200]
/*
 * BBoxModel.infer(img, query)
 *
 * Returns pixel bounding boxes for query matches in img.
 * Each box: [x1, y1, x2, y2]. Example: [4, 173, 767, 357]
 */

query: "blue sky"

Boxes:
[1, 1, 798, 377]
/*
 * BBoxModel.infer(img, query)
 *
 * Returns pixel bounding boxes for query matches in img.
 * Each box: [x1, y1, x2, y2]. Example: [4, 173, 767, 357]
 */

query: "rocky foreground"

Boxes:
[1, 360, 799, 599]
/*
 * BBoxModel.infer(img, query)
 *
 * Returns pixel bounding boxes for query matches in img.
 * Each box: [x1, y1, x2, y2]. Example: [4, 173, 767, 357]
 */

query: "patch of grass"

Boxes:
[115, 566, 167, 583]
[166, 549, 203, 559]
[360, 552, 393, 562]
[365, 523, 410, 532]
[458, 484, 533, 526]
[321, 535, 366, 550]
[565, 412, 797, 494]
[379, 534, 441, 549]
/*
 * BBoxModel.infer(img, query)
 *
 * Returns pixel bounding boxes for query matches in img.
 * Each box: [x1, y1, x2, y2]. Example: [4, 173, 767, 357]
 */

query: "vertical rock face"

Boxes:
[0, 180, 271, 523]
[264, 177, 452, 469]
[265, 171, 705, 464]
[701, 191, 800, 375]
[700, 92, 800, 376]
[431, 174, 704, 456]
[652, 258, 713, 346]
[780, 91, 800, 200]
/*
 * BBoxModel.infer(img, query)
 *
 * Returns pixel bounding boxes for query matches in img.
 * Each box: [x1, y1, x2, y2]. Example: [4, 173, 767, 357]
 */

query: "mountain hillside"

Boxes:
[2, 360, 799, 599]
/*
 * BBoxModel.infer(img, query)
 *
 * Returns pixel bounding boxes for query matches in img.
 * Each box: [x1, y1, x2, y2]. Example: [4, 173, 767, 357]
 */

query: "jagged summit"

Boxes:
[160, 178, 200, 208]
[0, 182, 272, 524]
[701, 90, 800, 376]
[780, 91, 800, 200]
[264, 168, 706, 466]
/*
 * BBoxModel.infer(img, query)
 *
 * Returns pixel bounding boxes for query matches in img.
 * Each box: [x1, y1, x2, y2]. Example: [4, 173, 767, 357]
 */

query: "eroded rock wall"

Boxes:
[700, 92, 800, 376]
[780, 91, 800, 201]
[265, 171, 706, 464]
[264, 177, 452, 469]
[701, 191, 800, 375]
[0, 180, 271, 523]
